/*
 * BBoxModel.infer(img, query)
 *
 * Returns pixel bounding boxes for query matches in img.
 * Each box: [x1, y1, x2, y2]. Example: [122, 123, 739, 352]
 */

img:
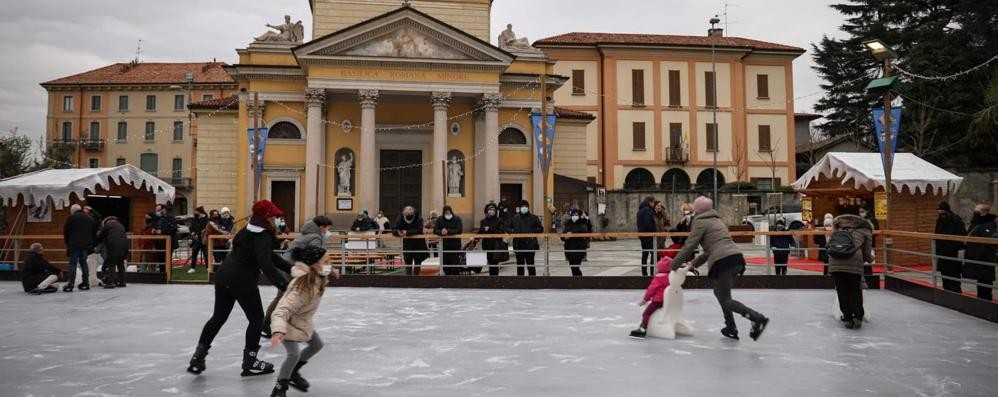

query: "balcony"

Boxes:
[170, 177, 192, 189]
[50, 138, 77, 147]
[81, 139, 105, 151]
[664, 147, 689, 164]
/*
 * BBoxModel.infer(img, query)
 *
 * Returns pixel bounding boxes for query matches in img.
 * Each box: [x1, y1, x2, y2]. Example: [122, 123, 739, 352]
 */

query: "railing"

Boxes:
[664, 147, 689, 164]
[0, 234, 174, 282]
[170, 177, 192, 188]
[81, 138, 105, 151]
[50, 138, 77, 147]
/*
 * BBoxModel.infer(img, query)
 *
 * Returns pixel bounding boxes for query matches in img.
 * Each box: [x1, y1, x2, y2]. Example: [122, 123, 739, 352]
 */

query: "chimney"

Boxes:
[708, 28, 723, 37]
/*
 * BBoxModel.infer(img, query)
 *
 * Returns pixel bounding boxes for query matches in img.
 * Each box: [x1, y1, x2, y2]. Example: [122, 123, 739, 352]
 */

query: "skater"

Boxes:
[269, 245, 337, 396]
[397, 206, 429, 276]
[636, 196, 657, 276]
[263, 216, 334, 337]
[964, 204, 996, 301]
[561, 208, 590, 276]
[21, 243, 61, 294]
[827, 213, 874, 329]
[62, 204, 97, 291]
[187, 200, 294, 377]
[770, 219, 795, 275]
[935, 201, 966, 294]
[511, 200, 542, 276]
[629, 256, 677, 339]
[479, 203, 505, 276]
[672, 196, 769, 341]
[96, 216, 130, 288]
[434, 205, 464, 275]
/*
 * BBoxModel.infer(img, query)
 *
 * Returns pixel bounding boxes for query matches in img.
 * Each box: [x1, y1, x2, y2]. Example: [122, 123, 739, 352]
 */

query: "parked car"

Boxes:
[743, 204, 804, 230]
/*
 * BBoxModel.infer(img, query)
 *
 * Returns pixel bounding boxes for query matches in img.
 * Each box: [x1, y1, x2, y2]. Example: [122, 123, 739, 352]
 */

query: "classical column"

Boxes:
[304, 88, 325, 219]
[359, 89, 379, 212]
[482, 93, 503, 205]
[431, 92, 451, 212]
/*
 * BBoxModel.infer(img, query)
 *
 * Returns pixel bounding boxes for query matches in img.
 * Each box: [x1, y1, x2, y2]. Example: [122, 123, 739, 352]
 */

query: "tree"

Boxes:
[35, 137, 75, 170]
[0, 128, 35, 178]
[970, 77, 998, 153]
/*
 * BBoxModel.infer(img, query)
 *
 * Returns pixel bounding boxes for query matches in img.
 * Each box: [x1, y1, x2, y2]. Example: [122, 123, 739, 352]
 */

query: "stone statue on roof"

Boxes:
[255, 15, 304, 44]
[499, 24, 533, 50]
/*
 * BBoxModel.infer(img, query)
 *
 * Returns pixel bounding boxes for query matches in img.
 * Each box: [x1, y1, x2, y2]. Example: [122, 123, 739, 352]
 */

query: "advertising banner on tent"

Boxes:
[530, 113, 557, 173]
[871, 106, 901, 168]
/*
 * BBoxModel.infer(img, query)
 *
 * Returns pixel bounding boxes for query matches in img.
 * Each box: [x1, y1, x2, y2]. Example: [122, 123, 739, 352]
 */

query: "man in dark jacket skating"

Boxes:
[636, 196, 657, 276]
[964, 204, 996, 301]
[63, 204, 97, 291]
[935, 201, 967, 293]
[96, 216, 130, 288]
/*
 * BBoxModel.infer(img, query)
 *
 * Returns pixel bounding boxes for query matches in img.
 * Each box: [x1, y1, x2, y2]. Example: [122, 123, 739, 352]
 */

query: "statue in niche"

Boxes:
[447, 156, 464, 196]
[336, 151, 354, 196]
[498, 24, 533, 51]
[255, 15, 304, 43]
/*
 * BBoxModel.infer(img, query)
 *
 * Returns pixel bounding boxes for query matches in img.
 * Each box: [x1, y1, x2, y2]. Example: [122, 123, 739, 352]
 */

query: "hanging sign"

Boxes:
[531, 112, 557, 173]
[874, 191, 888, 220]
[871, 106, 902, 169]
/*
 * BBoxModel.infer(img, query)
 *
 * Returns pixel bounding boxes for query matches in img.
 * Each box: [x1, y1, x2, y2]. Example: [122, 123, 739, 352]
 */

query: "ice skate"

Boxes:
[241, 347, 275, 376]
[720, 326, 739, 340]
[749, 316, 769, 341]
[186, 344, 209, 375]
[628, 327, 647, 339]
[77, 282, 90, 291]
[62, 283, 73, 292]
[271, 379, 289, 397]
[289, 361, 310, 392]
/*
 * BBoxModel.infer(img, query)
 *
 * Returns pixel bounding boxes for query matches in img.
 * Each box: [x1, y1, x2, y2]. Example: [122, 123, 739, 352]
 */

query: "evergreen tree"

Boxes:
[0, 128, 35, 178]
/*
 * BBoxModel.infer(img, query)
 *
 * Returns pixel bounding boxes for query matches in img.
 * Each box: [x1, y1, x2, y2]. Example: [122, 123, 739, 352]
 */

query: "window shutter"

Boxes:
[757, 74, 769, 98]
[705, 71, 716, 108]
[632, 122, 646, 150]
[759, 125, 772, 152]
[572, 69, 586, 95]
[668, 70, 681, 106]
[632, 69, 645, 105]
[706, 123, 717, 152]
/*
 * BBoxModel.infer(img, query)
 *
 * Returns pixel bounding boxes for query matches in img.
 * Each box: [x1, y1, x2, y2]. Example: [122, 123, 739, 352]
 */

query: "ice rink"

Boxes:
[1, 282, 996, 396]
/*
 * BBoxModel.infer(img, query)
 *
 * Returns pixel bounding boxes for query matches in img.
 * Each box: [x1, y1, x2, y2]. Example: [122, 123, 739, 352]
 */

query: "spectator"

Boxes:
[434, 205, 464, 275]
[511, 200, 542, 276]
[964, 204, 996, 301]
[653, 201, 671, 252]
[264, 215, 334, 337]
[935, 201, 967, 294]
[815, 213, 834, 274]
[498, 196, 513, 229]
[83, 205, 102, 225]
[219, 207, 235, 233]
[770, 219, 795, 276]
[424, 210, 439, 257]
[479, 203, 506, 276]
[154, 203, 179, 254]
[828, 213, 874, 329]
[350, 211, 377, 232]
[672, 202, 694, 246]
[206, 209, 230, 264]
[96, 216, 130, 288]
[63, 203, 97, 291]
[373, 211, 390, 234]
[858, 205, 879, 275]
[188, 206, 209, 274]
[636, 196, 657, 276]
[397, 206, 429, 276]
[22, 243, 61, 294]
[561, 208, 590, 276]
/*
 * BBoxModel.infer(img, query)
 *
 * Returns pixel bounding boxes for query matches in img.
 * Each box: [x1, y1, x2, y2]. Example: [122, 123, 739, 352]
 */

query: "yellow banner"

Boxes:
[801, 197, 813, 223]
[875, 192, 888, 220]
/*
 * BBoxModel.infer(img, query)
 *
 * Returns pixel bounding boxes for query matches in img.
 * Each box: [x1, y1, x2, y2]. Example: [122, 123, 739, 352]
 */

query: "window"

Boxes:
[705, 123, 718, 152]
[632, 122, 646, 151]
[145, 121, 155, 141]
[88, 158, 99, 168]
[146, 95, 156, 111]
[631, 69, 645, 106]
[118, 95, 129, 111]
[668, 70, 681, 107]
[669, 123, 683, 147]
[268, 121, 301, 139]
[202, 94, 214, 101]
[705, 71, 716, 108]
[172, 158, 183, 180]
[623, 168, 656, 190]
[117, 121, 127, 141]
[757, 74, 770, 99]
[661, 168, 692, 190]
[89, 121, 100, 140]
[139, 153, 158, 176]
[498, 127, 528, 145]
[116, 157, 126, 166]
[61, 122, 72, 141]
[90, 95, 101, 111]
[174, 94, 185, 111]
[62, 96, 74, 112]
[173, 121, 184, 141]
[695, 168, 725, 190]
[758, 125, 772, 152]
[571, 69, 586, 96]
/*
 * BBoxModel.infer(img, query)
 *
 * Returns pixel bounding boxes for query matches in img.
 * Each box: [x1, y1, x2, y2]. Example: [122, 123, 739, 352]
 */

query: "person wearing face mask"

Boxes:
[188, 200, 294, 377]
[636, 196, 657, 276]
[397, 206, 429, 275]
[769, 219, 795, 275]
[479, 202, 506, 276]
[672, 203, 694, 246]
[561, 208, 590, 276]
[935, 201, 967, 294]
[511, 200, 543, 276]
[219, 207, 235, 233]
[964, 204, 996, 301]
[188, 206, 210, 274]
[351, 211, 377, 233]
[424, 210, 440, 258]
[153, 203, 178, 273]
[264, 216, 335, 337]
[434, 206, 464, 275]
[206, 209, 230, 264]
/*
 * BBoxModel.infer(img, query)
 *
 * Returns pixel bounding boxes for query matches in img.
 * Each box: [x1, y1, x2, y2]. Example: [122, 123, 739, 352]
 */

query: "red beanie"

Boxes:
[251, 200, 284, 218]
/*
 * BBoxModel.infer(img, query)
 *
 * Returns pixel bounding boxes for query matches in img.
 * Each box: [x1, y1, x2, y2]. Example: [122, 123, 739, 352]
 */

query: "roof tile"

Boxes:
[534, 32, 804, 53]
[42, 62, 235, 86]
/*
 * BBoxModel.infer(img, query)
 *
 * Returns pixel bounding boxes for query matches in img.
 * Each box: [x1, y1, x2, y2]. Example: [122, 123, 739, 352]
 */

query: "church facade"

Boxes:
[193, 0, 593, 228]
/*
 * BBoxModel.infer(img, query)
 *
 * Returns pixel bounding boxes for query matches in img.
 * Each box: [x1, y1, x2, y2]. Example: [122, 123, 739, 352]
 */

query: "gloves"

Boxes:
[670, 260, 685, 271]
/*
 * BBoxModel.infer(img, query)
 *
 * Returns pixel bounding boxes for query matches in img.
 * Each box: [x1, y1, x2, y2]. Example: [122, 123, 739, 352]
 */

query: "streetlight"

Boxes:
[709, 15, 721, 203]
[863, 39, 899, 269]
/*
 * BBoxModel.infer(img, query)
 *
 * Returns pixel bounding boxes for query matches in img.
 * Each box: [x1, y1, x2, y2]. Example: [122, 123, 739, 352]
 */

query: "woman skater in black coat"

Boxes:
[187, 200, 293, 376]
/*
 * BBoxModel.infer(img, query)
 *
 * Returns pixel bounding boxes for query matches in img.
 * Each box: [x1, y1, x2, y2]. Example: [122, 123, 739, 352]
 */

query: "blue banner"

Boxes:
[530, 112, 557, 173]
[872, 107, 901, 168]
[255, 127, 269, 192]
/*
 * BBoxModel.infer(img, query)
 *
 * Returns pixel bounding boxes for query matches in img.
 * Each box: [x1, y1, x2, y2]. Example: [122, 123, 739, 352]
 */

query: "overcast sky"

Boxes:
[0, 0, 845, 145]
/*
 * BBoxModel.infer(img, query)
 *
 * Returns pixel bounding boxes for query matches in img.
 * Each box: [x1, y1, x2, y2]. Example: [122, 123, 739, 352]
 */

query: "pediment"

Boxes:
[294, 7, 513, 66]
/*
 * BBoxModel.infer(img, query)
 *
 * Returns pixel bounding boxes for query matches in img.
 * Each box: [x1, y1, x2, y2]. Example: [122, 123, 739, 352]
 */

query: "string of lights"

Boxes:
[893, 54, 998, 81]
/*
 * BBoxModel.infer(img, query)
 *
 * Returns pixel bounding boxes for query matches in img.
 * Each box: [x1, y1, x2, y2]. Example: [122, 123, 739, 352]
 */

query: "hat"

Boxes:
[251, 200, 284, 218]
[195, 206, 207, 215]
[692, 196, 713, 214]
[220, 207, 231, 214]
[938, 202, 951, 212]
[657, 256, 672, 274]
[519, 199, 530, 207]
[484, 202, 498, 214]
[29, 243, 43, 254]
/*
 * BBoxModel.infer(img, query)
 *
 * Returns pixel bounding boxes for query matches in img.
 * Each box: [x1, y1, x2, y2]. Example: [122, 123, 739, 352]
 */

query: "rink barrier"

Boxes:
[0, 234, 175, 284]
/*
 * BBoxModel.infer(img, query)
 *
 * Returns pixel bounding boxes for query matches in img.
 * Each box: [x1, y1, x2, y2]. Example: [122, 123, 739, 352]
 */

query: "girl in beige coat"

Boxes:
[269, 245, 338, 397]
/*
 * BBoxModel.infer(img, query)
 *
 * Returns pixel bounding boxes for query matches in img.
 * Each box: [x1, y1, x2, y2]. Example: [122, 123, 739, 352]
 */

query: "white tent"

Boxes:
[0, 165, 176, 209]
[793, 152, 962, 196]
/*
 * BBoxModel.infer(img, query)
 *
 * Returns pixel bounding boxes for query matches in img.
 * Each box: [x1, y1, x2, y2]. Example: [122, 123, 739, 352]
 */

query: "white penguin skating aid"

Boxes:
[645, 266, 694, 339]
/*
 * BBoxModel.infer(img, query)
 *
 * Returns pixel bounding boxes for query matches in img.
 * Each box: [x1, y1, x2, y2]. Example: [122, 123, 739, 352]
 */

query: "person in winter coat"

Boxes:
[154, 203, 179, 251]
[425, 210, 440, 258]
[816, 213, 834, 275]
[187, 200, 294, 377]
[858, 205, 879, 275]
[374, 211, 390, 233]
[828, 214, 874, 329]
[434, 205, 464, 275]
[206, 210, 230, 264]
[63, 204, 97, 292]
[21, 243, 61, 294]
[964, 204, 996, 301]
[188, 206, 210, 274]
[96, 216, 130, 288]
[636, 196, 657, 276]
[479, 203, 506, 276]
[935, 201, 967, 294]
[629, 256, 678, 338]
[350, 211, 377, 232]
[672, 196, 769, 341]
[269, 245, 337, 397]
[652, 201, 671, 251]
[219, 207, 235, 233]
[770, 219, 795, 276]
[561, 208, 590, 276]
[398, 206, 429, 276]
[511, 200, 543, 276]
[263, 216, 334, 337]
[672, 203, 694, 246]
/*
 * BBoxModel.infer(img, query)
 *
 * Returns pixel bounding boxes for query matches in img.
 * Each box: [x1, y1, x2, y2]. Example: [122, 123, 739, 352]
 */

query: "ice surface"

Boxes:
[0, 282, 996, 396]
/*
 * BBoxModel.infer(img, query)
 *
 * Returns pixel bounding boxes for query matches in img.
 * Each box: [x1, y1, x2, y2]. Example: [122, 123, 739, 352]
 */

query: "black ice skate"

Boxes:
[241, 348, 275, 376]
[289, 360, 311, 392]
[628, 327, 647, 339]
[720, 326, 740, 340]
[845, 318, 863, 330]
[63, 283, 73, 292]
[271, 379, 290, 397]
[749, 316, 770, 341]
[78, 283, 90, 291]
[186, 344, 209, 375]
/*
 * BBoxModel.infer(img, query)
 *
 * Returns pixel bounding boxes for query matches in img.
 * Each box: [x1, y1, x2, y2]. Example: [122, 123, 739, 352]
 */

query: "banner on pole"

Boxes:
[530, 112, 557, 173]
[871, 106, 901, 168]
[255, 127, 269, 193]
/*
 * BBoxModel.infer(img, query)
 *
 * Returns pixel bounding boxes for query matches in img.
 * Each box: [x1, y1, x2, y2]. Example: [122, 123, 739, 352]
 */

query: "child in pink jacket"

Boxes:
[629, 256, 673, 339]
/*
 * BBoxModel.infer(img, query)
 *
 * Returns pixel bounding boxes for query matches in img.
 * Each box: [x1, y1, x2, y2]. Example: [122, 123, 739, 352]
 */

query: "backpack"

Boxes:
[827, 228, 858, 259]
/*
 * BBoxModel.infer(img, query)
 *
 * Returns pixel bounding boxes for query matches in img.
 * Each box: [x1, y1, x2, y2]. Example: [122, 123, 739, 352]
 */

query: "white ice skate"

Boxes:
[646, 265, 694, 339]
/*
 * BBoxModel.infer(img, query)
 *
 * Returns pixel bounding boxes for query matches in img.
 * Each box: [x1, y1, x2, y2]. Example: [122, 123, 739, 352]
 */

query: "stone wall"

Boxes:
[587, 190, 797, 231]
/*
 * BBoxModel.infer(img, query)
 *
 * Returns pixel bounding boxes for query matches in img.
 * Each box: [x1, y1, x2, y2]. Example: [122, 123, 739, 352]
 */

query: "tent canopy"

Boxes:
[0, 165, 175, 209]
[792, 152, 962, 196]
